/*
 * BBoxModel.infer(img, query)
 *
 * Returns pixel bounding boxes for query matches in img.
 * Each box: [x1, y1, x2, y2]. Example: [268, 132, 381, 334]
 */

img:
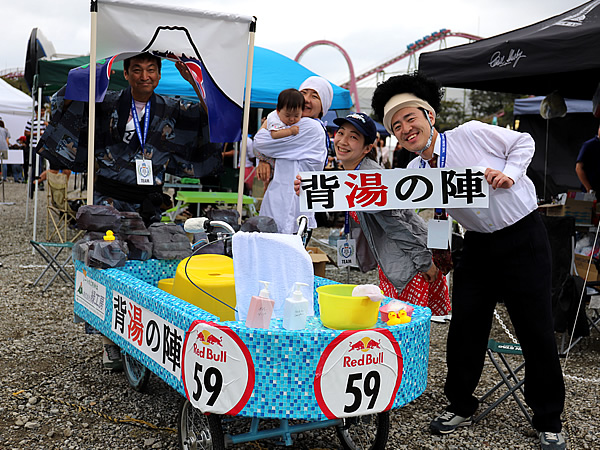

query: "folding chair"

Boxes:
[46, 171, 84, 243]
[541, 214, 600, 355]
[30, 240, 75, 290]
[474, 338, 532, 425]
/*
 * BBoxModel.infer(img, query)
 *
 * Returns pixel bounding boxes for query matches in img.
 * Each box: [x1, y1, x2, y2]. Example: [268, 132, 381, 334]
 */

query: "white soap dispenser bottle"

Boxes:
[283, 282, 309, 330]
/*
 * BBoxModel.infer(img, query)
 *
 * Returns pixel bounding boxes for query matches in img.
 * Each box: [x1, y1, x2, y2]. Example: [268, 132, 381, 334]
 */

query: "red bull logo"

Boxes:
[344, 337, 383, 367]
[193, 329, 226, 362]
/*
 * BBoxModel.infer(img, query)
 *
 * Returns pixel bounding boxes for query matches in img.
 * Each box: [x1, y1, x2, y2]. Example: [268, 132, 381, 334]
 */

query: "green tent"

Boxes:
[37, 56, 129, 96]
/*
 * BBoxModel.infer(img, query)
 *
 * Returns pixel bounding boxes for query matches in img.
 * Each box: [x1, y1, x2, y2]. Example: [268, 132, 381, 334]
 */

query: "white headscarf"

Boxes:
[299, 76, 333, 117]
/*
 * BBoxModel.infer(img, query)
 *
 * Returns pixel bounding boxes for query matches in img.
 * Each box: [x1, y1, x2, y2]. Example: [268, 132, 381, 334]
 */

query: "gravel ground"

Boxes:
[1, 180, 599, 449]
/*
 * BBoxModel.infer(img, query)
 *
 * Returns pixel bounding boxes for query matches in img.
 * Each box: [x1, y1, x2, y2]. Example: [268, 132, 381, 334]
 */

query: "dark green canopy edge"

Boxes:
[37, 56, 129, 97]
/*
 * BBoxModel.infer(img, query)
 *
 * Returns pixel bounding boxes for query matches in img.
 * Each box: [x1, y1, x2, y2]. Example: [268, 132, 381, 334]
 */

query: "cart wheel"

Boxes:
[122, 352, 150, 392]
[178, 398, 225, 450]
[336, 411, 390, 450]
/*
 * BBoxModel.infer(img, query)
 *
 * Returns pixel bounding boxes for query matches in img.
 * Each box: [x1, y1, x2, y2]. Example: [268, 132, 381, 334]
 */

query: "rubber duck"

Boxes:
[386, 310, 411, 326]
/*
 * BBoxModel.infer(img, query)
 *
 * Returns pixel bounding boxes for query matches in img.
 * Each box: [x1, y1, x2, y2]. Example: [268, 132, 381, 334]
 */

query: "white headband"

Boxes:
[382, 93, 435, 134]
[299, 76, 333, 117]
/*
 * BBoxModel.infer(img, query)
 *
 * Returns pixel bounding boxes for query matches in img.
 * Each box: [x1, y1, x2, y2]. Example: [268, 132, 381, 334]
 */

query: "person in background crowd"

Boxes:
[25, 106, 48, 190]
[0, 119, 14, 182]
[575, 123, 600, 195]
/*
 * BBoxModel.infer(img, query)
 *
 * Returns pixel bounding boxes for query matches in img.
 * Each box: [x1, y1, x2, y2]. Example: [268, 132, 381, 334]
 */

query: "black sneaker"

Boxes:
[539, 431, 566, 449]
[430, 410, 472, 434]
[103, 344, 123, 371]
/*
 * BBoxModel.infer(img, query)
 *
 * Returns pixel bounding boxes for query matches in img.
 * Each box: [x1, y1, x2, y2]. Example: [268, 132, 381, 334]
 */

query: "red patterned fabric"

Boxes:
[379, 267, 451, 316]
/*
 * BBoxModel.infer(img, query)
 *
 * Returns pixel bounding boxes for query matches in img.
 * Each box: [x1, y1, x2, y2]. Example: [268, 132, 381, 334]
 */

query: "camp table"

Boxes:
[165, 191, 257, 222]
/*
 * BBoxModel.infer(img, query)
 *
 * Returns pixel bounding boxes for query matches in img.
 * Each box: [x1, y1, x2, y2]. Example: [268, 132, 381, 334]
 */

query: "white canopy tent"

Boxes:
[0, 78, 32, 144]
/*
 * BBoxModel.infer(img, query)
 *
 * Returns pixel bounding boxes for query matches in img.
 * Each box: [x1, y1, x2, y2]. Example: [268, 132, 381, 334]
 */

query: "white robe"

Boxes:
[253, 117, 328, 234]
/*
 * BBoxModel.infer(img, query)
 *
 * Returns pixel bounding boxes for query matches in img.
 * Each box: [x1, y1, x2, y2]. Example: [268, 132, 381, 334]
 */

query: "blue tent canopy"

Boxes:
[322, 110, 390, 137]
[155, 46, 352, 110]
[514, 96, 592, 116]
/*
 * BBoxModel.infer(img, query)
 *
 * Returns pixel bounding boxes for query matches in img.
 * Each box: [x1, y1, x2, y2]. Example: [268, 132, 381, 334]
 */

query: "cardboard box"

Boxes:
[542, 191, 594, 224]
[574, 254, 599, 280]
[306, 246, 332, 277]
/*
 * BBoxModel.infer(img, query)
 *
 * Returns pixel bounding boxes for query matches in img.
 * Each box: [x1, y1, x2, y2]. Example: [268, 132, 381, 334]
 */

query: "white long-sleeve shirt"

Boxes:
[253, 117, 328, 234]
[408, 121, 538, 233]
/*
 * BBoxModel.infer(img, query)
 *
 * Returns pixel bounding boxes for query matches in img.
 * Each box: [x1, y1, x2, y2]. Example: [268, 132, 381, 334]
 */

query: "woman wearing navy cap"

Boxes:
[301, 112, 450, 316]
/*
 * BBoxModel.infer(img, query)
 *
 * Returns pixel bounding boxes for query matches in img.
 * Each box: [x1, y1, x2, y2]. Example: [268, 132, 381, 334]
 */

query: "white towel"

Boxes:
[232, 231, 314, 321]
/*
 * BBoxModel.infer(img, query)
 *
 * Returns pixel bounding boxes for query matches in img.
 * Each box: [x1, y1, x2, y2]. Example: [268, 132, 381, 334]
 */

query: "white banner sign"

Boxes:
[75, 270, 107, 321]
[299, 167, 489, 212]
[0, 150, 24, 164]
[111, 292, 185, 378]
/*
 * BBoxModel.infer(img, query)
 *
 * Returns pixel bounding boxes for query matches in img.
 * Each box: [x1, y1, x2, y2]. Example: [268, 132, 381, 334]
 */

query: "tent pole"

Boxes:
[236, 18, 257, 224]
[32, 88, 42, 249]
[543, 119, 549, 201]
[86, 0, 98, 206]
[25, 85, 36, 222]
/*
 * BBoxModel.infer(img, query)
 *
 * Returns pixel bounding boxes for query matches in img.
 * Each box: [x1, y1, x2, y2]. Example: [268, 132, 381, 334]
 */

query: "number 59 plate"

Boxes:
[314, 329, 403, 419]
[182, 321, 255, 415]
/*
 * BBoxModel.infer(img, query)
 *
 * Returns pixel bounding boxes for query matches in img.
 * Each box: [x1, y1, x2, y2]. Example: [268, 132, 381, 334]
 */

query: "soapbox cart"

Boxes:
[73, 230, 431, 449]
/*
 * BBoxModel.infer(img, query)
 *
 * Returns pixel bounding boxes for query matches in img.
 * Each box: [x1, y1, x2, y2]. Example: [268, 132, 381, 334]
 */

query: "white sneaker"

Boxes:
[539, 431, 566, 449]
[431, 315, 447, 323]
[430, 410, 472, 434]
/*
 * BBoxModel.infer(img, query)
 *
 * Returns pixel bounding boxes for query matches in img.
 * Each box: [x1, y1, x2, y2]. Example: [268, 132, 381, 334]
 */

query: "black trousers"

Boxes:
[445, 210, 565, 432]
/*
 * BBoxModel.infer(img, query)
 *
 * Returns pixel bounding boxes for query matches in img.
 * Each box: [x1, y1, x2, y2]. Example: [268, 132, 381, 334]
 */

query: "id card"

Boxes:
[136, 159, 153, 185]
[337, 238, 357, 267]
[427, 219, 452, 249]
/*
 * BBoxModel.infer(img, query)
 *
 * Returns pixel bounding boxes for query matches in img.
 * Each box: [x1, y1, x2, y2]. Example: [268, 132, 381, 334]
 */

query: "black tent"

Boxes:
[514, 97, 598, 198]
[418, 1, 600, 100]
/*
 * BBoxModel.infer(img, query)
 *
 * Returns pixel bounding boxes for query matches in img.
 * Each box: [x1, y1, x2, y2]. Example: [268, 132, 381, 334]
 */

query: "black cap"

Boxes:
[333, 112, 378, 144]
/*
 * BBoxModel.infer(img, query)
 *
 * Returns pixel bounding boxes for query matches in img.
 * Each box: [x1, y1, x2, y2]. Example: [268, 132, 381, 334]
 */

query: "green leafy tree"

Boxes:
[1, 76, 30, 95]
[437, 99, 466, 132]
[469, 90, 520, 127]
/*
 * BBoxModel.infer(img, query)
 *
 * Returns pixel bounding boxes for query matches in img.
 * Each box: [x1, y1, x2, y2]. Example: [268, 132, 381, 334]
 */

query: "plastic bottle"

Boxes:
[283, 282, 309, 331]
[328, 227, 343, 246]
[245, 281, 275, 329]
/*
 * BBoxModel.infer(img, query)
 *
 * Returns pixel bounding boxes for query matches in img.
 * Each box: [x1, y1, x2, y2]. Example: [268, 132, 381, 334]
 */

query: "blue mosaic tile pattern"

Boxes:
[73, 260, 430, 421]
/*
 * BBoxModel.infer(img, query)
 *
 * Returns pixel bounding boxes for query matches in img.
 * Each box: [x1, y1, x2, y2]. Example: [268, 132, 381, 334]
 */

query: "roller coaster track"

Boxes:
[295, 30, 481, 112]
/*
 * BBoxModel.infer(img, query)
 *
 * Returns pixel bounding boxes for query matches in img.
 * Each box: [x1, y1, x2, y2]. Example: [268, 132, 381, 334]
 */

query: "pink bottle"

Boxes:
[245, 281, 275, 329]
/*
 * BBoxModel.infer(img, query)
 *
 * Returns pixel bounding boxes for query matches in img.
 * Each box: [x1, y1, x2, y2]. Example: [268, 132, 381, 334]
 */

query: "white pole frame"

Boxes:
[235, 18, 257, 224]
[31, 88, 42, 246]
[87, 0, 98, 206]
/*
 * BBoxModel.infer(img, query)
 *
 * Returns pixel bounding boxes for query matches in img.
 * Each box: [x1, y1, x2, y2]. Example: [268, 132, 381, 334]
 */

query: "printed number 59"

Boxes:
[192, 362, 223, 406]
[343, 371, 381, 413]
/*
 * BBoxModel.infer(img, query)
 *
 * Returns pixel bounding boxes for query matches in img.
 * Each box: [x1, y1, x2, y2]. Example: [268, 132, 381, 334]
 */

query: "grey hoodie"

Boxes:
[354, 157, 433, 294]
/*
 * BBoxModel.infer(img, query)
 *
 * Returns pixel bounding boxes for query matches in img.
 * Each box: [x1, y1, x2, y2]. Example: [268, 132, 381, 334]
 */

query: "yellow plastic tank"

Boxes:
[157, 278, 174, 293]
[169, 254, 236, 321]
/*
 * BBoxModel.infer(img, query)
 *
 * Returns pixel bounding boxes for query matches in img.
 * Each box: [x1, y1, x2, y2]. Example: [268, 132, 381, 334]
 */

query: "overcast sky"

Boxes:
[0, 0, 588, 86]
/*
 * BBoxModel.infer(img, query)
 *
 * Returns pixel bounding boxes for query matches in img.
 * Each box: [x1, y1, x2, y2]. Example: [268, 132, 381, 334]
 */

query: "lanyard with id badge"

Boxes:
[131, 98, 153, 185]
[420, 134, 453, 273]
[337, 162, 361, 268]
